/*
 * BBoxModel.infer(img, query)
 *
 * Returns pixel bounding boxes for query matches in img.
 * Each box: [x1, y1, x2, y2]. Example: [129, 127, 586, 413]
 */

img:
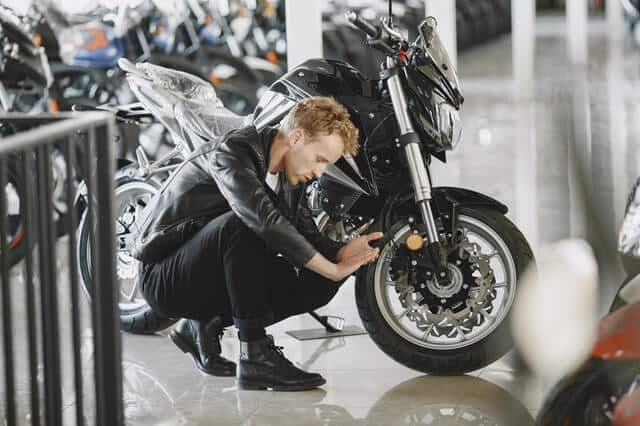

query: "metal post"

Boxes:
[36, 144, 63, 426]
[89, 122, 123, 426]
[285, 0, 323, 70]
[425, 0, 458, 69]
[0, 155, 16, 426]
[63, 138, 86, 426]
[22, 152, 41, 426]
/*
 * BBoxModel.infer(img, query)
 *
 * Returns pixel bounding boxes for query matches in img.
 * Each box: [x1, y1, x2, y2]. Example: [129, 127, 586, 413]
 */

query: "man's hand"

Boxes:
[331, 247, 379, 281]
[304, 243, 380, 282]
[336, 232, 385, 263]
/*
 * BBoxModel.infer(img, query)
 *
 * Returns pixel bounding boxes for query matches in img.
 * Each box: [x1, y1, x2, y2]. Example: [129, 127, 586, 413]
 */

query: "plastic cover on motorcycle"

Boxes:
[135, 62, 224, 108]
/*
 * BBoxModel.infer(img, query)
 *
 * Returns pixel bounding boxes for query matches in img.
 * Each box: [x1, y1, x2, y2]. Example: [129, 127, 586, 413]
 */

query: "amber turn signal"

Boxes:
[406, 234, 424, 251]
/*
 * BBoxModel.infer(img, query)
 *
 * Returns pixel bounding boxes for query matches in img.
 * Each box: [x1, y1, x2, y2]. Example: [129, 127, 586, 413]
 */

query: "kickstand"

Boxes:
[308, 311, 345, 333]
[285, 311, 366, 341]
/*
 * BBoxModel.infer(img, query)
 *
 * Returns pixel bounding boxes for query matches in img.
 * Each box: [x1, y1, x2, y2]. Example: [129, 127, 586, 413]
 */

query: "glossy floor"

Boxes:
[3, 14, 638, 426]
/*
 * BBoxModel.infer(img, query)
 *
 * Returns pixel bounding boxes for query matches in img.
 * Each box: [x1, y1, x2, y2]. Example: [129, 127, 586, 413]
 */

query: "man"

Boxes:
[134, 96, 383, 391]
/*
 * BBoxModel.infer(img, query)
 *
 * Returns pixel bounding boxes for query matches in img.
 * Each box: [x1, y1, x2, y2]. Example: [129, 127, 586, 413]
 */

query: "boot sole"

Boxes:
[169, 330, 236, 377]
[237, 376, 326, 392]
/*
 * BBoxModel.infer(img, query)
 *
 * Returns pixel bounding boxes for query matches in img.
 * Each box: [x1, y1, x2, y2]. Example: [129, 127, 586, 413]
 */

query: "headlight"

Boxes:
[435, 94, 462, 150]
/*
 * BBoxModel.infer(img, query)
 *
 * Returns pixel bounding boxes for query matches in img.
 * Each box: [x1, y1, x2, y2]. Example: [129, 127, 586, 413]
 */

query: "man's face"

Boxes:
[282, 130, 344, 186]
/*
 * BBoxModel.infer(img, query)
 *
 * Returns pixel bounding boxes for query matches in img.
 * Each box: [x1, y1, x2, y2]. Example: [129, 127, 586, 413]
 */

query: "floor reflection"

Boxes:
[117, 348, 535, 426]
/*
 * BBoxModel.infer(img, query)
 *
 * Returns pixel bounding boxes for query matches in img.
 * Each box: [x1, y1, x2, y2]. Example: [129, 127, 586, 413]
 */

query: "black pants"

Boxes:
[141, 211, 346, 330]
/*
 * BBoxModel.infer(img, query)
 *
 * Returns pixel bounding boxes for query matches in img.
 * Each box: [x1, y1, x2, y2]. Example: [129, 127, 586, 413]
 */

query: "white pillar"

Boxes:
[285, 0, 323, 71]
[425, 0, 458, 69]
[512, 0, 536, 98]
[512, 0, 538, 251]
[606, 0, 625, 41]
[566, 0, 589, 64]
[608, 44, 627, 231]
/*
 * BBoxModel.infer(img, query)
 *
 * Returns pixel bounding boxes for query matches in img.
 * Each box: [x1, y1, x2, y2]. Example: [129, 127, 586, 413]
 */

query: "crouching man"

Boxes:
[133, 97, 383, 391]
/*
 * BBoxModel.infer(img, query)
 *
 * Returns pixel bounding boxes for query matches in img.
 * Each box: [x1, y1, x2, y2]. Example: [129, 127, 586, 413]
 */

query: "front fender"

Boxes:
[381, 186, 508, 235]
[432, 187, 508, 236]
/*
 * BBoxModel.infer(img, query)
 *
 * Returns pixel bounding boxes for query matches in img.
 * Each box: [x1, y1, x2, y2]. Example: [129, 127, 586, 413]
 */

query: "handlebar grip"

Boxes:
[345, 10, 380, 38]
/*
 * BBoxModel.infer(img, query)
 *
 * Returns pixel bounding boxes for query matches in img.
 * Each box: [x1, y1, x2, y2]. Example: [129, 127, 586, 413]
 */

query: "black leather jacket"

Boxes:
[131, 125, 345, 267]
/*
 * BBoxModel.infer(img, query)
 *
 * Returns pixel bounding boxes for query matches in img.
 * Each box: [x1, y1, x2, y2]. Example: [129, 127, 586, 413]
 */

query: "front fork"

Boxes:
[386, 65, 448, 272]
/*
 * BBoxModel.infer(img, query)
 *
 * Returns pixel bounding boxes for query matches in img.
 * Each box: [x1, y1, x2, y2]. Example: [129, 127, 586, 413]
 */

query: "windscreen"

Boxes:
[417, 17, 461, 99]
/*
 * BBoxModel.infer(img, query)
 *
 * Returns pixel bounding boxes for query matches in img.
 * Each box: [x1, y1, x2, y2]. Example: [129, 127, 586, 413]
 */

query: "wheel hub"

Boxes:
[426, 263, 465, 299]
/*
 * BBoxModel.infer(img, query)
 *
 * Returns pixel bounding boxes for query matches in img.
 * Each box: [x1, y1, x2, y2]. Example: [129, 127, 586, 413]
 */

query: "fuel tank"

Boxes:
[253, 58, 402, 201]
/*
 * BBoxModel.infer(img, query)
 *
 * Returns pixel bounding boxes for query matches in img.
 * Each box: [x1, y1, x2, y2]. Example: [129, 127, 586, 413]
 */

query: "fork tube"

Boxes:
[386, 65, 440, 244]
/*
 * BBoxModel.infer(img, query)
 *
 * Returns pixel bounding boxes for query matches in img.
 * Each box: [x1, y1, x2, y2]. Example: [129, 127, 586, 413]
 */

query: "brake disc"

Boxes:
[395, 232, 497, 338]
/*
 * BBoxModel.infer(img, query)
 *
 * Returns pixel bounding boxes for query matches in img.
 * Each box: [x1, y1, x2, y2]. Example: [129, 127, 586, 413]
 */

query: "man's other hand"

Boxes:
[336, 232, 385, 263]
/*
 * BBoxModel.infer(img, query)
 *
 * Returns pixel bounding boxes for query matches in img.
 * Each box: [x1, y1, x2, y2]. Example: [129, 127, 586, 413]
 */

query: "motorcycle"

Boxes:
[0, 6, 55, 266]
[74, 61, 248, 334]
[252, 7, 534, 374]
[83, 3, 535, 375]
[532, 176, 640, 425]
[621, 0, 640, 46]
[535, 296, 640, 425]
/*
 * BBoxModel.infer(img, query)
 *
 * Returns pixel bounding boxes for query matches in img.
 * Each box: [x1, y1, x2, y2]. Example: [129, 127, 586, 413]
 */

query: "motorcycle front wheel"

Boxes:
[356, 207, 535, 374]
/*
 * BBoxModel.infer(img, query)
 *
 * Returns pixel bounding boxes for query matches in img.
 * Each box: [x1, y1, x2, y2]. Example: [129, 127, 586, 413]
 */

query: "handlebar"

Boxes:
[345, 10, 379, 38]
[345, 10, 398, 57]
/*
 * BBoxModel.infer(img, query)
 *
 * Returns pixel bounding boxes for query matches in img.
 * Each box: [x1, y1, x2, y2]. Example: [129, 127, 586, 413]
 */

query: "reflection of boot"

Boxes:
[169, 317, 236, 377]
[238, 336, 326, 391]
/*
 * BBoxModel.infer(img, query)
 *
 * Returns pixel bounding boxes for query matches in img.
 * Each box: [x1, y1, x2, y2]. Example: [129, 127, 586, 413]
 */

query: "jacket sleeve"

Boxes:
[294, 186, 346, 263]
[209, 143, 318, 268]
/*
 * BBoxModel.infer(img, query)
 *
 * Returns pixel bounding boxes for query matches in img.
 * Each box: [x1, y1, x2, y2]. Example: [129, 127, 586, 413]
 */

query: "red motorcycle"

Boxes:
[535, 179, 640, 425]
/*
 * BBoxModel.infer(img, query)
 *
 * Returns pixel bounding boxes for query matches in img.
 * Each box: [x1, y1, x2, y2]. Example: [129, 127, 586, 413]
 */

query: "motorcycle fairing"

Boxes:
[592, 303, 640, 361]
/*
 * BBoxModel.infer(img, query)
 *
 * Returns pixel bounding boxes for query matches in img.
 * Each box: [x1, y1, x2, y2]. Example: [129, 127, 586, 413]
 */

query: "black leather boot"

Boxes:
[237, 336, 326, 391]
[169, 317, 236, 377]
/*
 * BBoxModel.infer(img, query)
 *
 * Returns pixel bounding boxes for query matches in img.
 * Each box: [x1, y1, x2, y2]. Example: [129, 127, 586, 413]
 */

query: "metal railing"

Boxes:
[0, 112, 122, 426]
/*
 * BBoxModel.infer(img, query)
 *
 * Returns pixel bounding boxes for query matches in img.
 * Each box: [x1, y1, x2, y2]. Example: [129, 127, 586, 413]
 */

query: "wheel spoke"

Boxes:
[494, 281, 507, 289]
[396, 309, 410, 320]
[479, 308, 495, 325]
[422, 323, 434, 341]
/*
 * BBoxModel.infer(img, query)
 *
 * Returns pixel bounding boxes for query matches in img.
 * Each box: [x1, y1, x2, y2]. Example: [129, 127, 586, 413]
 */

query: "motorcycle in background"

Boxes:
[530, 177, 640, 425]
[75, 58, 248, 334]
[0, 6, 57, 266]
[621, 0, 640, 46]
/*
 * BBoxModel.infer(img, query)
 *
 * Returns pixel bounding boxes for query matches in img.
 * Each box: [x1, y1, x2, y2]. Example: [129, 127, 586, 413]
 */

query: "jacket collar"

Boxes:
[258, 126, 280, 174]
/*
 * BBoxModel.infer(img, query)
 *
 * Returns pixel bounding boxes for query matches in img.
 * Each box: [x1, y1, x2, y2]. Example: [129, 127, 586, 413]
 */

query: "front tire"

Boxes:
[356, 207, 534, 374]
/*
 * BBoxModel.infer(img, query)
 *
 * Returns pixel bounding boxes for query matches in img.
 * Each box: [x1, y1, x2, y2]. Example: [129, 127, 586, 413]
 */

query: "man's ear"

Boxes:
[288, 128, 304, 146]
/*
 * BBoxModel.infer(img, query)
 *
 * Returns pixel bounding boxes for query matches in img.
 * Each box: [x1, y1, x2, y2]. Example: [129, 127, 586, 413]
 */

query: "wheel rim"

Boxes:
[85, 181, 157, 312]
[373, 215, 518, 350]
